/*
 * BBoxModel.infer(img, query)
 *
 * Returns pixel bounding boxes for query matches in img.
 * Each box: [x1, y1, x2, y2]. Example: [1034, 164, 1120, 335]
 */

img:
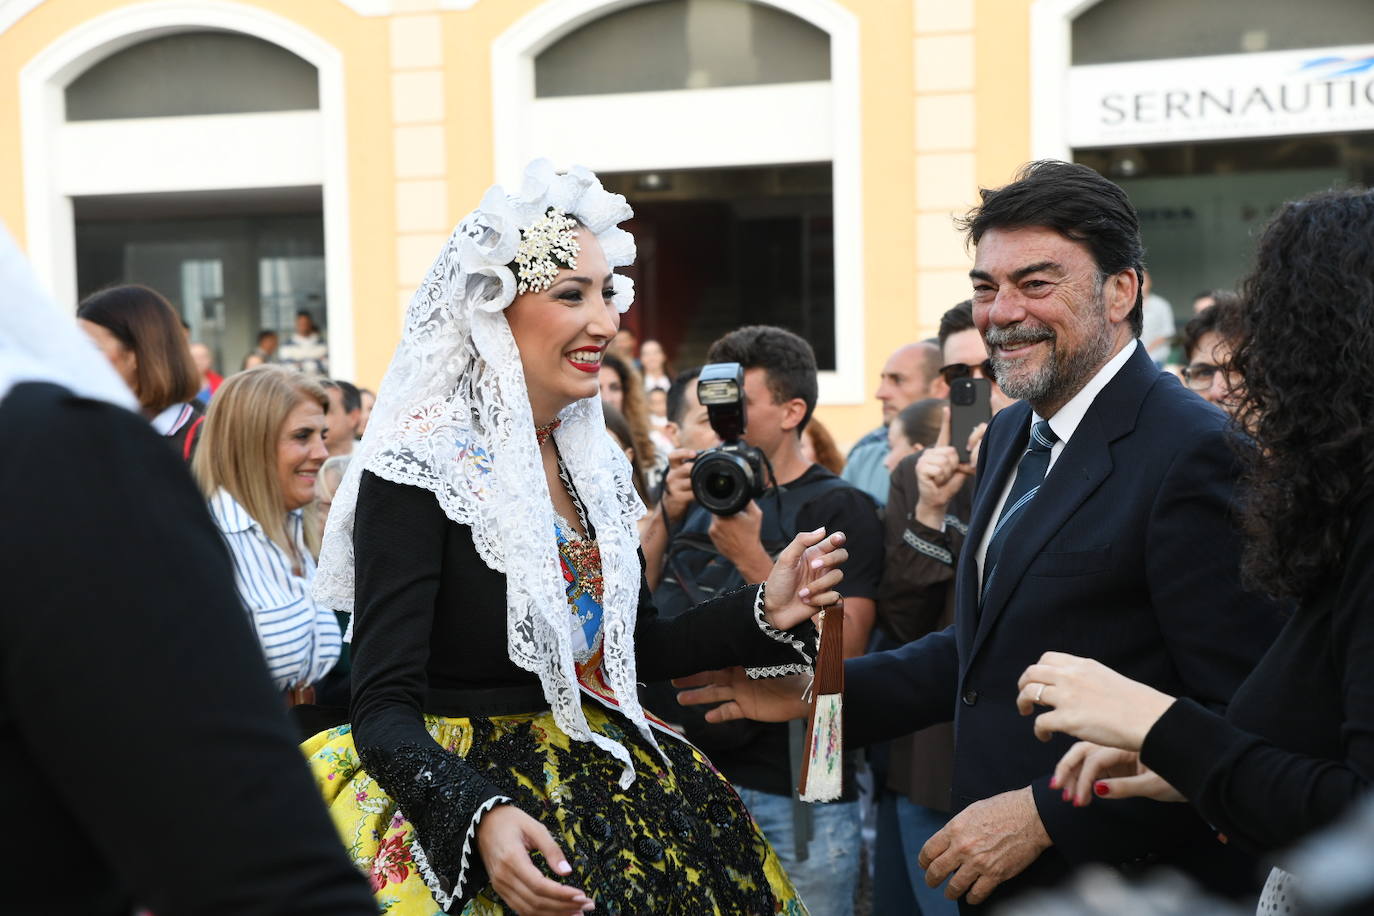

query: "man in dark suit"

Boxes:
[677, 160, 1283, 910]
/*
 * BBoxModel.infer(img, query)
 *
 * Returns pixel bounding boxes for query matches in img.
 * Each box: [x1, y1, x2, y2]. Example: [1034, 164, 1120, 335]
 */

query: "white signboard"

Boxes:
[1067, 44, 1374, 148]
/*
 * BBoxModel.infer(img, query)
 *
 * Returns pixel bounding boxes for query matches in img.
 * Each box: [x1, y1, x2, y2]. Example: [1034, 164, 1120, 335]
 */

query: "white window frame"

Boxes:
[17, 0, 356, 379]
[1030, 0, 1116, 161]
[491, 0, 865, 404]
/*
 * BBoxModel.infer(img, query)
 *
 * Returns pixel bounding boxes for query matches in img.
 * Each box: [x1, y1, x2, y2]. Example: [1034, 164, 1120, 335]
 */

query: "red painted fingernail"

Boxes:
[1061, 789, 1071, 802]
[1049, 776, 1060, 790]
[1094, 781, 1110, 796]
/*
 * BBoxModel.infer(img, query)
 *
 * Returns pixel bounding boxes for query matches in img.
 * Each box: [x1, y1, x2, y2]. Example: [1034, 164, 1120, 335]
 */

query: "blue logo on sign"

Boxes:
[1298, 55, 1374, 78]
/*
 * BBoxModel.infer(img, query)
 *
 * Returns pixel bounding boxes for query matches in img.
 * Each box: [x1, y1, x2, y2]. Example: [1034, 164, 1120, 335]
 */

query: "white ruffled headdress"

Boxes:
[314, 160, 656, 786]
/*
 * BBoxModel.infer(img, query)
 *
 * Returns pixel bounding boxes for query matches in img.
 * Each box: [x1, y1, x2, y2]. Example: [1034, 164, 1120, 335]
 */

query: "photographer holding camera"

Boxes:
[652, 325, 883, 916]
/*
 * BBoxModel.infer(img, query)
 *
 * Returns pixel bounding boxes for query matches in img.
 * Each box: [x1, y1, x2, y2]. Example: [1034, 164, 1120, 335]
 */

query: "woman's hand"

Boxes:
[762, 527, 847, 632]
[1015, 651, 1175, 750]
[1050, 742, 1186, 807]
[673, 667, 810, 723]
[476, 805, 594, 915]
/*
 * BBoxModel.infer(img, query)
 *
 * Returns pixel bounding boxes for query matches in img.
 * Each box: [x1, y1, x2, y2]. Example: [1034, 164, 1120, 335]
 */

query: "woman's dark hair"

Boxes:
[706, 325, 819, 433]
[602, 405, 649, 502]
[1180, 290, 1243, 362]
[894, 398, 946, 449]
[1231, 188, 1374, 601]
[958, 160, 1145, 336]
[77, 284, 200, 412]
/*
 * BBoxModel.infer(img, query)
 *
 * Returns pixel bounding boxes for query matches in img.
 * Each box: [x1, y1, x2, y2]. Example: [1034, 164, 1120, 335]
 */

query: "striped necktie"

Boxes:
[982, 419, 1059, 593]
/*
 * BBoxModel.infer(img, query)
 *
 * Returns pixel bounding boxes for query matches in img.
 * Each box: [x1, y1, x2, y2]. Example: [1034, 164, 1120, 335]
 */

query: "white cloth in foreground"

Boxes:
[0, 222, 136, 410]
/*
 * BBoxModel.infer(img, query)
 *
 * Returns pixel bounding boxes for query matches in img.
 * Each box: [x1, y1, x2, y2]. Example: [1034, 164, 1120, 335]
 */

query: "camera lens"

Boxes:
[690, 448, 760, 516]
[950, 378, 976, 406]
[704, 472, 736, 501]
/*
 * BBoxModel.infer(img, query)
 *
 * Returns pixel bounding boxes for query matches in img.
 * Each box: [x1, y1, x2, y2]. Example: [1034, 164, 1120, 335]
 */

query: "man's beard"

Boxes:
[986, 296, 1115, 409]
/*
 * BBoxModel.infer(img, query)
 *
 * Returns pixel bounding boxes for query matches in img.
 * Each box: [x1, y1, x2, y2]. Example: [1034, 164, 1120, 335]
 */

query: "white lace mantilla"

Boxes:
[314, 160, 655, 787]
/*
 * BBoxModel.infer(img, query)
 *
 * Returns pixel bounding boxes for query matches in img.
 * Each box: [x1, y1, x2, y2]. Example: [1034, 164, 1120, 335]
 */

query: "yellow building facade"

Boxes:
[5, 0, 1371, 444]
[0, 0, 1034, 446]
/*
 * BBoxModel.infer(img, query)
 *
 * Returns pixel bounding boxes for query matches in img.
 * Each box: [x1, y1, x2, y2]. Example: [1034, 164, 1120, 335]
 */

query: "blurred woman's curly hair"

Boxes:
[1231, 188, 1374, 600]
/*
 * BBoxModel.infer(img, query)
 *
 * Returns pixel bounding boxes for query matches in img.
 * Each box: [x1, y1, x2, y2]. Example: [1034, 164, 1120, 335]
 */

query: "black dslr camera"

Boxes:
[690, 363, 769, 516]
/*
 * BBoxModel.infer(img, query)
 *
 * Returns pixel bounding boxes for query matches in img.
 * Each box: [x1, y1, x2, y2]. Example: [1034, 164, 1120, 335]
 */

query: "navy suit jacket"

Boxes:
[846, 343, 1283, 906]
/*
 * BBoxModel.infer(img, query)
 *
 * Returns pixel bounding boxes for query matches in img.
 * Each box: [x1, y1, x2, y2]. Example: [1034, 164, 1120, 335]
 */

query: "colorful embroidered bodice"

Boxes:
[555, 515, 604, 674]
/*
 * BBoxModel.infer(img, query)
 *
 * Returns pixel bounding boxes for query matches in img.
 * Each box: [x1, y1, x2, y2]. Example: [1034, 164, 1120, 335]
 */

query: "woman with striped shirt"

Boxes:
[193, 366, 342, 700]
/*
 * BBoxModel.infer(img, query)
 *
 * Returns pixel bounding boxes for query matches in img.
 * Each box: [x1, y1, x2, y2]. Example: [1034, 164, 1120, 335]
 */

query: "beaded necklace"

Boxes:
[535, 418, 562, 446]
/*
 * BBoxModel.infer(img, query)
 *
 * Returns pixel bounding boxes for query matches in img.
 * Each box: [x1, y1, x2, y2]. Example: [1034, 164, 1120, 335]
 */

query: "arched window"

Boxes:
[57, 30, 329, 378]
[1072, 0, 1374, 65]
[501, 0, 858, 386]
[66, 30, 318, 120]
[535, 0, 829, 97]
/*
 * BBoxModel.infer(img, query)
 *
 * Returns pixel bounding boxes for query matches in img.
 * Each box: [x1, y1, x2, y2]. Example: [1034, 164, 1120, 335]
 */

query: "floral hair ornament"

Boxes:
[515, 207, 581, 294]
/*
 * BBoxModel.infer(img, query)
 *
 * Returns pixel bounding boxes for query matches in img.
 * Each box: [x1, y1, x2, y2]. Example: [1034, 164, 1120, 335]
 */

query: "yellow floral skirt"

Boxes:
[303, 703, 807, 915]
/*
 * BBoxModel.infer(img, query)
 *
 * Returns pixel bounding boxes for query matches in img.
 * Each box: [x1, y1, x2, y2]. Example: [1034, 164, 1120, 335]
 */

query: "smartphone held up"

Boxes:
[949, 376, 992, 465]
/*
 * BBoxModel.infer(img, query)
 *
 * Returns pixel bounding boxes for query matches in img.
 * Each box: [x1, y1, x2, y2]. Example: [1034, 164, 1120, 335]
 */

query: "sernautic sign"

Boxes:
[1067, 44, 1374, 148]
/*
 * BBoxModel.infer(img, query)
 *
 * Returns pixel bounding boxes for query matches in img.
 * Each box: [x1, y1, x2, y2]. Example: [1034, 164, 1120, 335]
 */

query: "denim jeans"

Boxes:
[733, 785, 862, 916]
[873, 793, 959, 915]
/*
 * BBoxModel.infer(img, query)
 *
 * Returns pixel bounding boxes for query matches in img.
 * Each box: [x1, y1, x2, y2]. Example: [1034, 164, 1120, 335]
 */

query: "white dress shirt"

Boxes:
[207, 488, 342, 690]
[975, 339, 1138, 587]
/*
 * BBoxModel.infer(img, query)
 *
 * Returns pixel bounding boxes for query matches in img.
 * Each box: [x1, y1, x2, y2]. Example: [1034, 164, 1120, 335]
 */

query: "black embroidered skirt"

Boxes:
[304, 703, 808, 915]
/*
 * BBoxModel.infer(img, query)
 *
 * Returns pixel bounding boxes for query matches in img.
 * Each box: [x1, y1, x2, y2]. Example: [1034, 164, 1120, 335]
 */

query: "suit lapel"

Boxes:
[963, 344, 1162, 667]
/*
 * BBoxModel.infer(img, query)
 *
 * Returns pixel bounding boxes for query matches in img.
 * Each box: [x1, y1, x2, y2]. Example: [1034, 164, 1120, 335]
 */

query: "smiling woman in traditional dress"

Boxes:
[305, 161, 847, 916]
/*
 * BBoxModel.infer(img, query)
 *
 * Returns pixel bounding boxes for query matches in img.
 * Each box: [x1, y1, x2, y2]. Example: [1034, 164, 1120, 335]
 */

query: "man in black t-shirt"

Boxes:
[651, 325, 883, 916]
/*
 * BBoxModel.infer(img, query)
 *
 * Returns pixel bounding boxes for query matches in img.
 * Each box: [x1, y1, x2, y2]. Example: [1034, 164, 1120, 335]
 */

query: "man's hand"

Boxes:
[918, 786, 1051, 905]
[661, 449, 697, 524]
[913, 409, 985, 528]
[708, 501, 772, 583]
[673, 667, 810, 723]
[913, 446, 970, 528]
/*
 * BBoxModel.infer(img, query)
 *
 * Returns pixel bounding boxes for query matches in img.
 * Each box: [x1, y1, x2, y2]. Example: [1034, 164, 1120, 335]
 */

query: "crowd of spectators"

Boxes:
[11, 162, 1374, 916]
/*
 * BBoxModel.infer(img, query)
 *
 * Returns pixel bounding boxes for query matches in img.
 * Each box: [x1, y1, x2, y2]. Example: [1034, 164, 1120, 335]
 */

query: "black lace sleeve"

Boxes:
[355, 741, 510, 909]
[350, 472, 512, 911]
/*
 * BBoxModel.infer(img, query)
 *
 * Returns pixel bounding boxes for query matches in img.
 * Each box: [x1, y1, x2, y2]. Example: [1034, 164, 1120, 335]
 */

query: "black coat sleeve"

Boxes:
[1139, 506, 1374, 854]
[843, 624, 961, 748]
[349, 472, 509, 909]
[0, 385, 376, 916]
